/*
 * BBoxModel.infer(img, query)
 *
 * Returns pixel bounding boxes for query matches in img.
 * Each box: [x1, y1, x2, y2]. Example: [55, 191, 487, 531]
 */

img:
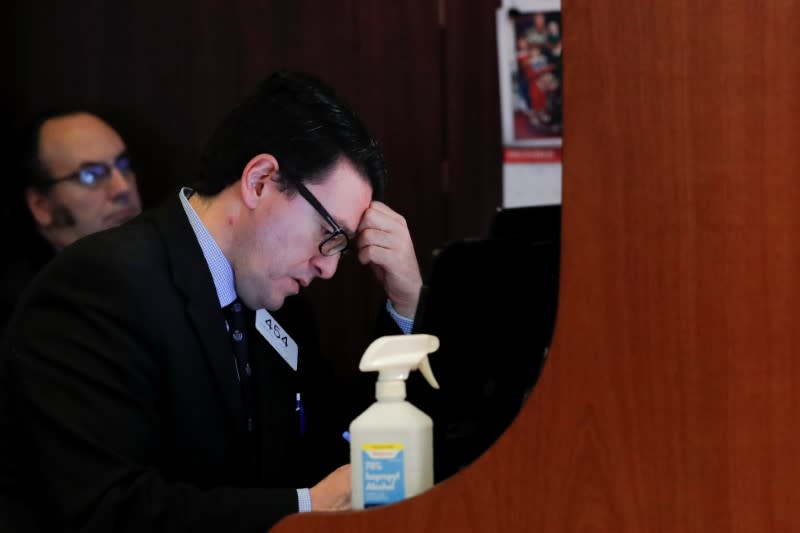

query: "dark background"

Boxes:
[5, 0, 509, 385]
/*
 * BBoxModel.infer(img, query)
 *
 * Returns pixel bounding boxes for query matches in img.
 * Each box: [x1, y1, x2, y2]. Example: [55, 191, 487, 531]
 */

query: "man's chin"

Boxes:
[258, 281, 302, 311]
[105, 208, 140, 226]
[262, 294, 288, 312]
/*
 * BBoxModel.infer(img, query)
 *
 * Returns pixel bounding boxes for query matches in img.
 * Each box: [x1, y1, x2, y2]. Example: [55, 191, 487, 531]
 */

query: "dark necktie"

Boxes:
[223, 298, 254, 434]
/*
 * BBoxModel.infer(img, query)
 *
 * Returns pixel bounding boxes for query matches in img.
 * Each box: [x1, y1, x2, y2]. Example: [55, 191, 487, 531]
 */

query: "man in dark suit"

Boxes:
[0, 70, 422, 532]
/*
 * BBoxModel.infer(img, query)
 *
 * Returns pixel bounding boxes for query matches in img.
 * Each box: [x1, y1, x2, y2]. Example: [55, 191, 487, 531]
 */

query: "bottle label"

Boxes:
[361, 443, 405, 508]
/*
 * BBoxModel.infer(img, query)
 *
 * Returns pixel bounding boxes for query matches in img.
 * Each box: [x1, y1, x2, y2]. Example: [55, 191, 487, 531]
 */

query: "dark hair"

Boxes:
[19, 108, 93, 191]
[5, 109, 89, 234]
[193, 69, 386, 200]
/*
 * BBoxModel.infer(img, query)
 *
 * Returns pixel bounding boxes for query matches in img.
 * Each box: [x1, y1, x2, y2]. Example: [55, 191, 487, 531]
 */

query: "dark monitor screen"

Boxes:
[408, 232, 559, 482]
[489, 204, 561, 245]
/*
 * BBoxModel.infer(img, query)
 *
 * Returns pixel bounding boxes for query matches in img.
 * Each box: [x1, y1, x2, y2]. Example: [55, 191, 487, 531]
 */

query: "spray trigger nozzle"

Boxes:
[359, 334, 440, 389]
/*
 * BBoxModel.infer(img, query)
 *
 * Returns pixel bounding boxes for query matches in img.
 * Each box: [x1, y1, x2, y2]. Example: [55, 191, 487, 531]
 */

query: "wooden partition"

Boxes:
[272, 1, 800, 531]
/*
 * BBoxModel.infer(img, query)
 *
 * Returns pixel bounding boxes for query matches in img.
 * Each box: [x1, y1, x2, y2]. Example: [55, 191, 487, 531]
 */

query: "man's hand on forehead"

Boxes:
[356, 201, 422, 318]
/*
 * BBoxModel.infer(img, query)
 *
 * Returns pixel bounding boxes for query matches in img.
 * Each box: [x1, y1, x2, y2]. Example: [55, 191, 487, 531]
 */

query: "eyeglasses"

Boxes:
[294, 181, 350, 256]
[38, 153, 134, 189]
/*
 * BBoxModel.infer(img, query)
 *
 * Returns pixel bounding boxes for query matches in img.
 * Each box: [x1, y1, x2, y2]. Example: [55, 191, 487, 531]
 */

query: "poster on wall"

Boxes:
[497, 0, 562, 207]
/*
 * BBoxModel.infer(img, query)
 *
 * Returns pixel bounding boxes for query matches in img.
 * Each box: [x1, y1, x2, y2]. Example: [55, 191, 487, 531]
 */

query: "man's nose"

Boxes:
[107, 168, 135, 200]
[310, 253, 341, 280]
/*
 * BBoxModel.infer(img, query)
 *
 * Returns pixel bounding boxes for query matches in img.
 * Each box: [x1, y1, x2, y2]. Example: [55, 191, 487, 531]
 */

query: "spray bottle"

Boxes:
[350, 334, 440, 510]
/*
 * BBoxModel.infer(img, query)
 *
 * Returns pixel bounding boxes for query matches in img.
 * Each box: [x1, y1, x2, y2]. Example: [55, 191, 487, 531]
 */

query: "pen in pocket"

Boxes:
[295, 392, 305, 435]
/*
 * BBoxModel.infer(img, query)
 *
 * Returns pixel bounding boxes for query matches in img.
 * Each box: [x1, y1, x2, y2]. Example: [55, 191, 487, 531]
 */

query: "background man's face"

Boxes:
[30, 112, 142, 249]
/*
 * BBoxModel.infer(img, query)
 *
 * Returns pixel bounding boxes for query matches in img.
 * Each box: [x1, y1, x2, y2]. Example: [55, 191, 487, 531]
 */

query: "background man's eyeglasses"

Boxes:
[294, 181, 350, 256]
[38, 154, 134, 189]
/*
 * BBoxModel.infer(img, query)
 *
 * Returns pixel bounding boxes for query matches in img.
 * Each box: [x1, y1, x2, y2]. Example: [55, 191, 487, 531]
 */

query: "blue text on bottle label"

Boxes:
[361, 443, 404, 508]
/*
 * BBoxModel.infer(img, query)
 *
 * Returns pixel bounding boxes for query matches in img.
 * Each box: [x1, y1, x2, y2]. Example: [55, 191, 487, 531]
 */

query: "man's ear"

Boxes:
[240, 154, 279, 209]
[25, 187, 53, 227]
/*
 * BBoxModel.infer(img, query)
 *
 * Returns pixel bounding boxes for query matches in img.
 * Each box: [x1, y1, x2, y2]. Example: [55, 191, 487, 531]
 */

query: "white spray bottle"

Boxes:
[350, 334, 440, 510]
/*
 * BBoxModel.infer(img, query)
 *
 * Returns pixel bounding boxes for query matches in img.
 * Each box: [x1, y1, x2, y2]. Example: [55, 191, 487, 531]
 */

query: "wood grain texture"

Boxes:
[272, 0, 800, 531]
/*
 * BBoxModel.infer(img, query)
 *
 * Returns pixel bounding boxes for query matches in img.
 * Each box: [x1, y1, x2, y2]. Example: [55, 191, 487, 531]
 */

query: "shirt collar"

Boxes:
[178, 187, 237, 308]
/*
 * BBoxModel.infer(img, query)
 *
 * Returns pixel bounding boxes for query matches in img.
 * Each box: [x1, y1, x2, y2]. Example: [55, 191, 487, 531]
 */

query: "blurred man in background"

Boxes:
[0, 110, 142, 332]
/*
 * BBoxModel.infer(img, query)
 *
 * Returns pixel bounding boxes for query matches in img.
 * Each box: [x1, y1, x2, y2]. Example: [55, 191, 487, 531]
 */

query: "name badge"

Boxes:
[255, 309, 298, 371]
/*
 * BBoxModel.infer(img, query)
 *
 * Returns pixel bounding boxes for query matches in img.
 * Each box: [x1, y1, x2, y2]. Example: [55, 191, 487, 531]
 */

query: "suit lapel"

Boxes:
[250, 299, 308, 478]
[153, 196, 247, 440]
[250, 325, 291, 477]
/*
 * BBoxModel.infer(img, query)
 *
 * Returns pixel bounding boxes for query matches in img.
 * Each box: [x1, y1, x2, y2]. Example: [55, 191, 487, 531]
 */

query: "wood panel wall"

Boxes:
[7, 0, 504, 384]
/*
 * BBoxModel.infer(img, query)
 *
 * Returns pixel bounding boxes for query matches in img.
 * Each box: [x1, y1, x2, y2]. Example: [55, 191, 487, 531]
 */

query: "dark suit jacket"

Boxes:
[0, 224, 55, 335]
[0, 196, 399, 532]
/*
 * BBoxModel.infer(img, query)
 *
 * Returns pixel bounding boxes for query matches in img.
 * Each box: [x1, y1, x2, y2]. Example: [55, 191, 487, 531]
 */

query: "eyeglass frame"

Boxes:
[293, 180, 351, 256]
[34, 152, 135, 190]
